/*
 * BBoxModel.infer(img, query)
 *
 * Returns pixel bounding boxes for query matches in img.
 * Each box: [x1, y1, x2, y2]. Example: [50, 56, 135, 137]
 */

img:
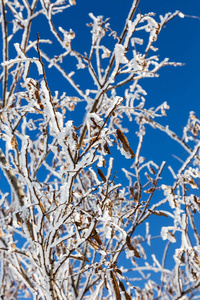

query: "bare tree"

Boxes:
[0, 0, 200, 299]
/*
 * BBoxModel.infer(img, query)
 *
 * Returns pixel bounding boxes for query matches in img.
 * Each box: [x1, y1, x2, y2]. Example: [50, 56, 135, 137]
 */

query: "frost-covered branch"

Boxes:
[0, 0, 200, 299]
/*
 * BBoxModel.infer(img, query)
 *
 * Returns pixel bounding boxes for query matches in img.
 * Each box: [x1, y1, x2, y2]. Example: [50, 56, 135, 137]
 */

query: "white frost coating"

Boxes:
[125, 14, 141, 45]
[160, 227, 176, 243]
[14, 43, 31, 80]
[159, 11, 180, 27]
[159, 13, 171, 26]
[2, 134, 12, 150]
[152, 254, 162, 269]
[0, 192, 9, 207]
[131, 37, 144, 46]
[104, 223, 112, 239]
[161, 184, 176, 209]
[105, 96, 122, 117]
[114, 44, 129, 64]
[181, 232, 191, 250]
[50, 233, 74, 249]
[88, 13, 106, 44]
[41, 80, 60, 134]
[106, 157, 114, 180]
[109, 184, 121, 195]
[68, 71, 75, 77]
[101, 46, 111, 58]
[75, 149, 98, 171]
[118, 145, 132, 159]
[86, 112, 103, 125]
[69, 0, 76, 5]
[59, 27, 75, 48]
[94, 45, 111, 58]
[43, 162, 62, 179]
[20, 135, 29, 177]
[125, 248, 136, 259]
[88, 167, 101, 185]
[145, 222, 151, 246]
[35, 60, 43, 75]
[161, 227, 176, 243]
[150, 45, 159, 52]
[180, 213, 187, 231]
[178, 12, 185, 18]
[125, 83, 147, 111]
[122, 168, 135, 186]
[55, 112, 64, 129]
[136, 16, 160, 52]
[1, 57, 38, 67]
[98, 210, 111, 225]
[97, 155, 104, 167]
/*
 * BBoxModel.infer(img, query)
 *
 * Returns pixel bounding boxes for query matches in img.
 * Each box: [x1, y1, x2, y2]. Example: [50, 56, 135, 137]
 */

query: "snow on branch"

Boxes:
[0, 0, 200, 299]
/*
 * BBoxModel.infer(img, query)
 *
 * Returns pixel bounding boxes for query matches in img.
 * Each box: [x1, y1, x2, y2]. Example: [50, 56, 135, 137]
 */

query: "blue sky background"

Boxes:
[40, 0, 200, 170]
[1, 0, 200, 297]
[40, 0, 200, 187]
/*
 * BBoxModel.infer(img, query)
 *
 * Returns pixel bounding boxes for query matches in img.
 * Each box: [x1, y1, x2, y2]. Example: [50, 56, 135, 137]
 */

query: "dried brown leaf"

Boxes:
[69, 0, 76, 5]
[36, 93, 44, 110]
[150, 166, 156, 175]
[56, 245, 61, 257]
[89, 239, 100, 250]
[129, 187, 134, 199]
[11, 136, 18, 149]
[110, 271, 121, 300]
[104, 143, 111, 154]
[184, 177, 197, 189]
[69, 103, 75, 111]
[92, 229, 102, 245]
[144, 187, 156, 194]
[70, 254, 89, 262]
[194, 251, 200, 266]
[10, 242, 16, 252]
[194, 196, 200, 209]
[97, 168, 106, 182]
[168, 231, 176, 242]
[126, 236, 141, 258]
[104, 276, 108, 289]
[119, 281, 132, 300]
[148, 209, 168, 217]
[102, 158, 106, 167]
[116, 129, 135, 159]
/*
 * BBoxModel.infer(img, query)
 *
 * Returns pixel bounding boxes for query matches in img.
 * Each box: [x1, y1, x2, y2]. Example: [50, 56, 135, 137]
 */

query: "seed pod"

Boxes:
[119, 281, 131, 300]
[116, 129, 135, 159]
[97, 168, 106, 182]
[110, 271, 121, 300]
[11, 136, 18, 149]
[103, 142, 110, 154]
[126, 235, 141, 258]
